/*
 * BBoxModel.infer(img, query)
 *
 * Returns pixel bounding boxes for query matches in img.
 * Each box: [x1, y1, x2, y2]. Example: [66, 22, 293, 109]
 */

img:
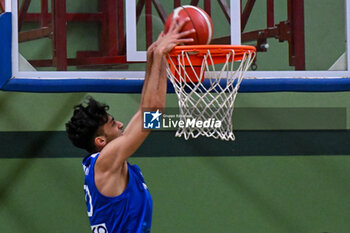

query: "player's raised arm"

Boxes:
[96, 17, 195, 171]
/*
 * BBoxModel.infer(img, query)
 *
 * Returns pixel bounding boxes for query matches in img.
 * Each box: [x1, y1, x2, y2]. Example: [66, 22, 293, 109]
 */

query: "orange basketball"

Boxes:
[164, 5, 213, 45]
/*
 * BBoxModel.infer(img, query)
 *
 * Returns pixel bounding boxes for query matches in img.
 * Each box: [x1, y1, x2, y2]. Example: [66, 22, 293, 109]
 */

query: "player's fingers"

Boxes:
[176, 38, 194, 44]
[173, 17, 190, 32]
[149, 31, 164, 51]
[158, 31, 165, 39]
[167, 16, 189, 33]
[168, 16, 180, 32]
[178, 29, 195, 37]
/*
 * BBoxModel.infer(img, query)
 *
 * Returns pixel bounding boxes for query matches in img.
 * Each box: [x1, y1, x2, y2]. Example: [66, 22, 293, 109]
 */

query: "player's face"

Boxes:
[102, 115, 124, 143]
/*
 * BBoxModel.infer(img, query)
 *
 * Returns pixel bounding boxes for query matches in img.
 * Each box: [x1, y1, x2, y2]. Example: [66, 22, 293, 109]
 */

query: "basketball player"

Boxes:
[65, 17, 194, 233]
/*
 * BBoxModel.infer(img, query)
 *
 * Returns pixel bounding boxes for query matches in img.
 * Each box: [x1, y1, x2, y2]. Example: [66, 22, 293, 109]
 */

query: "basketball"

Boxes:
[164, 5, 213, 45]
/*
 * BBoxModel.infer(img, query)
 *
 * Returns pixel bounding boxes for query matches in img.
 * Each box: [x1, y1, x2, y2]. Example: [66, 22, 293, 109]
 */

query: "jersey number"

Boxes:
[84, 185, 93, 217]
[91, 223, 108, 233]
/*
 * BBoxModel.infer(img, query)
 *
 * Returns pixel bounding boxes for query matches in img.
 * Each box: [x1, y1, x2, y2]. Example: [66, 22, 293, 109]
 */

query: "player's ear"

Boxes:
[94, 136, 107, 148]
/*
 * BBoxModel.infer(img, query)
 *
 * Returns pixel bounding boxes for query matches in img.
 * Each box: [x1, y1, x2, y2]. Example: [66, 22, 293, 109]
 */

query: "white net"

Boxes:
[166, 46, 255, 141]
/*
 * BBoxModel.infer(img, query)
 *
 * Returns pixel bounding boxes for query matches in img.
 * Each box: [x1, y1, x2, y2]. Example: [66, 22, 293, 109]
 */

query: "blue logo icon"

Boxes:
[143, 110, 162, 129]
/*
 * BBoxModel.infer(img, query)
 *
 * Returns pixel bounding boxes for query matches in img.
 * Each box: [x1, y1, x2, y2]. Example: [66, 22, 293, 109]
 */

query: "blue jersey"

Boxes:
[82, 153, 153, 233]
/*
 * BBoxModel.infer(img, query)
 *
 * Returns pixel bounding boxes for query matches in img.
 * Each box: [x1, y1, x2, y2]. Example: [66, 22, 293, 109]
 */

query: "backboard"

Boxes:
[1, 0, 350, 92]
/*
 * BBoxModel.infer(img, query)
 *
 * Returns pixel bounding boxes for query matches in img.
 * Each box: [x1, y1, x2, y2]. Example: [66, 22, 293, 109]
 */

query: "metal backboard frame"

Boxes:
[1, 0, 350, 92]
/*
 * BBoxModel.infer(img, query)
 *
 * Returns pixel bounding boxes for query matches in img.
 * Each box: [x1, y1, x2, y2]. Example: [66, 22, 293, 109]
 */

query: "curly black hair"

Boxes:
[66, 96, 110, 153]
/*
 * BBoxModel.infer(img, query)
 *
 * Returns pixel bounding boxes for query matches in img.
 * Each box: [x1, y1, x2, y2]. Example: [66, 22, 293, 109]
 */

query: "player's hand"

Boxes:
[146, 37, 159, 59]
[154, 17, 195, 55]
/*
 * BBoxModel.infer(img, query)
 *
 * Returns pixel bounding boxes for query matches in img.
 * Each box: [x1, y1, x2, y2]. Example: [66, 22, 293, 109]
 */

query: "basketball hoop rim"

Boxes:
[168, 44, 256, 57]
[167, 44, 256, 68]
